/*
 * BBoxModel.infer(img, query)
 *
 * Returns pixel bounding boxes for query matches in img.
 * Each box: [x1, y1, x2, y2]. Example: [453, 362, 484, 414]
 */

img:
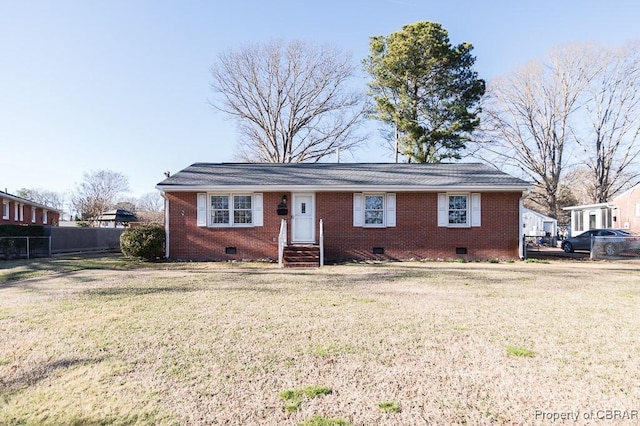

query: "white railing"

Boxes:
[319, 219, 324, 267]
[278, 219, 287, 268]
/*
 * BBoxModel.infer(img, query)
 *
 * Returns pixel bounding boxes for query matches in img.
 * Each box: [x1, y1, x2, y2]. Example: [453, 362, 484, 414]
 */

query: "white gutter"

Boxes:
[155, 184, 531, 193]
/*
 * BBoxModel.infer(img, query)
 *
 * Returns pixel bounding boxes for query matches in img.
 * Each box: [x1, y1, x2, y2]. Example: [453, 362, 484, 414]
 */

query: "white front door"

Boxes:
[292, 193, 315, 243]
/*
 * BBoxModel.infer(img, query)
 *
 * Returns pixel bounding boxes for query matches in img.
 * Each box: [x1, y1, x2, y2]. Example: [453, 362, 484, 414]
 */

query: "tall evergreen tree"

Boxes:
[363, 21, 485, 163]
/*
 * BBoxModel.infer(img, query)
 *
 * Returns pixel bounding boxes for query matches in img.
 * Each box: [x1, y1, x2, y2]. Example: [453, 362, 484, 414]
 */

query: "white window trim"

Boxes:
[43, 209, 48, 224]
[31, 207, 37, 223]
[353, 193, 396, 228]
[364, 193, 386, 228]
[2, 200, 9, 220]
[198, 193, 263, 228]
[438, 192, 481, 228]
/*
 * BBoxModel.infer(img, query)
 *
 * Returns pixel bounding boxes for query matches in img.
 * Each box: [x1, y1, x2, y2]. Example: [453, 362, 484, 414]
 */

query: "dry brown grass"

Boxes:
[1, 258, 640, 425]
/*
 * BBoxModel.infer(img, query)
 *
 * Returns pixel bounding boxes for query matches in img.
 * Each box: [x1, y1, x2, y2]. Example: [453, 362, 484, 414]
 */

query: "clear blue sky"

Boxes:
[1, 0, 639, 198]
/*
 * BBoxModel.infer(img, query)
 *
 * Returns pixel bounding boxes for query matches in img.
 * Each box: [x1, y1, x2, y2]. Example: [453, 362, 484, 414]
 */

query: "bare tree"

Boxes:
[71, 170, 129, 225]
[210, 39, 365, 163]
[16, 188, 66, 212]
[137, 192, 163, 212]
[575, 42, 640, 202]
[136, 192, 164, 224]
[473, 45, 600, 218]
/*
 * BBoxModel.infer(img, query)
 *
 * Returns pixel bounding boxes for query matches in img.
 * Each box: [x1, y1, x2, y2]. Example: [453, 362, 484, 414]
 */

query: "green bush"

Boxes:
[0, 224, 45, 237]
[120, 225, 165, 261]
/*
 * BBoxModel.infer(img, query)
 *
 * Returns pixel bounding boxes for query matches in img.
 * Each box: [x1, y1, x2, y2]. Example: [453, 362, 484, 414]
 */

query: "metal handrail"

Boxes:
[278, 219, 287, 268]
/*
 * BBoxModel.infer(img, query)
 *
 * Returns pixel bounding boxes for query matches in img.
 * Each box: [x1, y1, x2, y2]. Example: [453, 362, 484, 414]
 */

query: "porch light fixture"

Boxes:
[277, 194, 288, 216]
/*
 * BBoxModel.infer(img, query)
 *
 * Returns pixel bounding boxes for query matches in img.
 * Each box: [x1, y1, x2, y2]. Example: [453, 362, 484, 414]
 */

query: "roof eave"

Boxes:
[0, 192, 62, 213]
[156, 184, 531, 193]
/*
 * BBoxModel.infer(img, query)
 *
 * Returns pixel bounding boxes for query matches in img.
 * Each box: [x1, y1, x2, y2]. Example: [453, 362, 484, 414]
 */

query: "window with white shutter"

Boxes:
[203, 193, 263, 227]
[353, 193, 396, 227]
[437, 193, 481, 228]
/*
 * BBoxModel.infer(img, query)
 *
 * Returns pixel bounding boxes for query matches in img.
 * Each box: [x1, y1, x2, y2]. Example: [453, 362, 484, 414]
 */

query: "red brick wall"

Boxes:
[167, 191, 523, 262]
[316, 192, 521, 261]
[0, 197, 60, 226]
[167, 192, 284, 261]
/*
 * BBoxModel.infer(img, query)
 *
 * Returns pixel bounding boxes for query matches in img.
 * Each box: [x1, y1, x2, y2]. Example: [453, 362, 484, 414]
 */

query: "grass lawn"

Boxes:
[1, 256, 640, 425]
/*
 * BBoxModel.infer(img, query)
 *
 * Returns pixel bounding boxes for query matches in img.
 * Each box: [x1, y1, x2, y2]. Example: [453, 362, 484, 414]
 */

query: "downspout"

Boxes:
[161, 191, 170, 259]
[519, 190, 529, 260]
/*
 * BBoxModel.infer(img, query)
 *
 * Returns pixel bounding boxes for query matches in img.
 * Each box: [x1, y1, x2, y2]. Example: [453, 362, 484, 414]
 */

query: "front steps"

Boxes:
[283, 245, 320, 267]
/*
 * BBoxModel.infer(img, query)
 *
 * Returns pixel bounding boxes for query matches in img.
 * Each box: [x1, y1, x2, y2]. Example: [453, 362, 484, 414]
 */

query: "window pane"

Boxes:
[449, 210, 467, 224]
[234, 210, 252, 224]
[213, 211, 229, 224]
[365, 195, 383, 210]
[234, 195, 252, 210]
[211, 196, 228, 210]
[365, 211, 384, 224]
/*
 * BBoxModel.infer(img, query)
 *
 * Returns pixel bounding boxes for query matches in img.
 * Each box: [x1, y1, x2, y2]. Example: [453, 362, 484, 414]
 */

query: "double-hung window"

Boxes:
[197, 193, 263, 227]
[211, 195, 230, 224]
[448, 195, 468, 225]
[364, 195, 384, 226]
[353, 193, 396, 227]
[438, 193, 481, 228]
[233, 195, 253, 224]
[211, 195, 252, 226]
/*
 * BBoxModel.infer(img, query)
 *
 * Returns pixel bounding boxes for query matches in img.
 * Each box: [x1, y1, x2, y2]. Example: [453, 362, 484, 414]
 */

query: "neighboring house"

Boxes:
[563, 203, 614, 236]
[611, 183, 640, 234]
[156, 163, 531, 264]
[97, 209, 138, 228]
[563, 183, 640, 236]
[0, 190, 61, 226]
[522, 207, 558, 239]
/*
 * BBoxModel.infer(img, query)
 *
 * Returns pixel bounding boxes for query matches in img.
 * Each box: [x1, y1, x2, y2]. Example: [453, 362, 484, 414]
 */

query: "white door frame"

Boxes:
[291, 193, 315, 243]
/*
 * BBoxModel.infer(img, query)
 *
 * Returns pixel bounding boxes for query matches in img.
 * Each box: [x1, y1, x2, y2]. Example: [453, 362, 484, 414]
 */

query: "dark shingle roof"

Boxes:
[156, 163, 530, 191]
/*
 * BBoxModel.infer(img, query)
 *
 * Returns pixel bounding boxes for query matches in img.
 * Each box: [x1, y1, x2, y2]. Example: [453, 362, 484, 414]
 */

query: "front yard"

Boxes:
[1, 256, 639, 425]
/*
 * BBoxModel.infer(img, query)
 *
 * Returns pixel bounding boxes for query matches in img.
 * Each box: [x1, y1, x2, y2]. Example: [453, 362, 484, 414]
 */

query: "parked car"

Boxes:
[561, 229, 634, 255]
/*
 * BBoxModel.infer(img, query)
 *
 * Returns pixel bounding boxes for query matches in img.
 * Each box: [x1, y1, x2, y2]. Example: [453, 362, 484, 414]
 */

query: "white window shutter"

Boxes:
[471, 193, 481, 227]
[353, 193, 363, 227]
[437, 193, 448, 227]
[386, 193, 396, 227]
[253, 193, 263, 226]
[196, 193, 207, 227]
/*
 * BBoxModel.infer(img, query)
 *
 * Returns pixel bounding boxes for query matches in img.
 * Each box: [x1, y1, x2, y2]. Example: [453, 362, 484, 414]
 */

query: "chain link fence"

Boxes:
[0, 237, 51, 260]
[591, 236, 640, 260]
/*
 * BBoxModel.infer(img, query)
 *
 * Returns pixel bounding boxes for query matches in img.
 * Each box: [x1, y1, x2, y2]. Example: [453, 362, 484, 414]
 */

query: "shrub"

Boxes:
[0, 224, 45, 237]
[120, 225, 165, 261]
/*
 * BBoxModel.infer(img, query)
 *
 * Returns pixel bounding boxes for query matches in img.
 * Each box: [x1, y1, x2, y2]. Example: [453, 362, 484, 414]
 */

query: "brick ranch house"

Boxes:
[1, 190, 61, 226]
[156, 163, 531, 264]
